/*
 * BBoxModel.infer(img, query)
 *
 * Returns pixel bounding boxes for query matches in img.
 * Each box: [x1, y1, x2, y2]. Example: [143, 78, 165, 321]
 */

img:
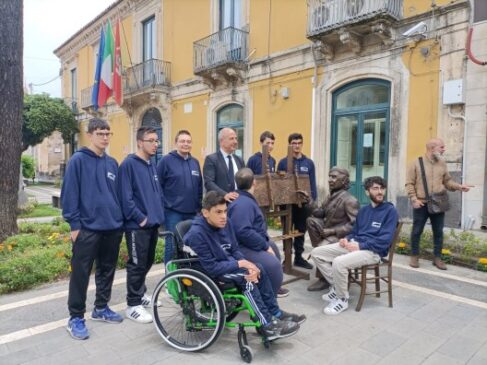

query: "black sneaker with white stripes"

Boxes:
[278, 310, 306, 324]
[260, 318, 300, 341]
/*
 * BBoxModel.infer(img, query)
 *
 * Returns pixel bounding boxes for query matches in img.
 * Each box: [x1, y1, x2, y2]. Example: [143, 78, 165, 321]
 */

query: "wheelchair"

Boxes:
[151, 220, 275, 363]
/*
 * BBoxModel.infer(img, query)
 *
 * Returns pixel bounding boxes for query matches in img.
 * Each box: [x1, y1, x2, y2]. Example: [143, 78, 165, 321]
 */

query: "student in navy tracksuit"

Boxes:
[247, 131, 276, 175]
[156, 130, 202, 265]
[184, 192, 305, 340]
[311, 176, 399, 315]
[61, 118, 124, 340]
[277, 133, 317, 270]
[118, 126, 166, 324]
[228, 168, 288, 297]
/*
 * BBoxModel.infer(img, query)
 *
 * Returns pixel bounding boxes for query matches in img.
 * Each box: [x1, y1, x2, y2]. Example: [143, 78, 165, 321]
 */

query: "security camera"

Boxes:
[402, 21, 428, 37]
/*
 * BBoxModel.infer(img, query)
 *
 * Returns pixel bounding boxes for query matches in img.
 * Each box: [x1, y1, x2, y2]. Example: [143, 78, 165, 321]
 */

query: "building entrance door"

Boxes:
[331, 79, 390, 205]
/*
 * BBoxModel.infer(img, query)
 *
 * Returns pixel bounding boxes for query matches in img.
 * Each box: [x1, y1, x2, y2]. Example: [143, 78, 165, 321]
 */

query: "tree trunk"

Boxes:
[0, 1, 23, 242]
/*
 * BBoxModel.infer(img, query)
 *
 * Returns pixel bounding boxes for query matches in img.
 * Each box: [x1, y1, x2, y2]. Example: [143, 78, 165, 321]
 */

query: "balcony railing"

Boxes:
[193, 27, 248, 74]
[80, 86, 94, 110]
[124, 59, 171, 95]
[307, 0, 402, 37]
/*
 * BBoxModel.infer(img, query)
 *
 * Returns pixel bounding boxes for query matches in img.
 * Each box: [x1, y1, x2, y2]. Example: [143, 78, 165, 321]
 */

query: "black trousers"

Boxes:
[125, 227, 159, 306]
[410, 205, 445, 257]
[292, 204, 309, 257]
[68, 229, 123, 318]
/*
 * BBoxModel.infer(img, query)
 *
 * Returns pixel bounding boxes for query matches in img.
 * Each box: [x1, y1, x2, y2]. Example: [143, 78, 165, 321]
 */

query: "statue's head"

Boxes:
[329, 167, 350, 191]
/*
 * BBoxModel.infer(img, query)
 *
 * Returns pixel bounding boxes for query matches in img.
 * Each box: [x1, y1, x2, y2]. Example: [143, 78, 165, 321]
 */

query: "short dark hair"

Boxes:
[235, 168, 254, 190]
[202, 191, 226, 210]
[175, 129, 191, 142]
[87, 118, 110, 133]
[260, 131, 275, 143]
[136, 126, 158, 141]
[288, 133, 303, 144]
[364, 176, 387, 191]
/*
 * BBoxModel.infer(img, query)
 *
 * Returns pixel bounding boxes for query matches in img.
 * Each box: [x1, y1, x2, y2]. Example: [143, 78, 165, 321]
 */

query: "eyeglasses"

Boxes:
[94, 132, 113, 138]
[143, 139, 161, 145]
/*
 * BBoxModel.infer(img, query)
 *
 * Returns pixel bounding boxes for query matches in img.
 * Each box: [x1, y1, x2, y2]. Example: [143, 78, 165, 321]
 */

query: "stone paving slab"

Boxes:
[0, 240, 486, 364]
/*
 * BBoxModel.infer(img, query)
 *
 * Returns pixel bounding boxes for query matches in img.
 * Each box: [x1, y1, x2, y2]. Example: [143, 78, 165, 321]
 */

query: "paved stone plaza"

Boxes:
[0, 250, 486, 365]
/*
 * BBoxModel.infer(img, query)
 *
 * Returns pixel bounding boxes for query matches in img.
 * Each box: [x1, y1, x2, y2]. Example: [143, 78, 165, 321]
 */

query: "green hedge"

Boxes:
[0, 222, 165, 294]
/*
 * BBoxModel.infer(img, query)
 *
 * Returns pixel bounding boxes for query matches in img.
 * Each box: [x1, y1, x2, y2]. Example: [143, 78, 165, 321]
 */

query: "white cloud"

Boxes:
[24, 0, 114, 97]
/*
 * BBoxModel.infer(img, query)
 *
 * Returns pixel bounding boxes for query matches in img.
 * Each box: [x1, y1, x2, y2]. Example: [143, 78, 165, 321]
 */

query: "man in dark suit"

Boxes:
[203, 127, 245, 202]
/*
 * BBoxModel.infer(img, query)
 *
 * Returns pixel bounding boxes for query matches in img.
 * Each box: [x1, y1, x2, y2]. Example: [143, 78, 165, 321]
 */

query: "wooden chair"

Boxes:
[348, 222, 403, 312]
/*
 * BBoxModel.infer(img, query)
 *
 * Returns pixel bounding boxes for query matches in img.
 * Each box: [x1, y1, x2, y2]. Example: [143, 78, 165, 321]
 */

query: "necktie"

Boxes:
[227, 155, 235, 191]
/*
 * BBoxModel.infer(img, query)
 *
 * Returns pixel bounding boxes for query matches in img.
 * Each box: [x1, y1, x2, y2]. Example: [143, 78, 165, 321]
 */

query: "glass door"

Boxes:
[331, 80, 390, 205]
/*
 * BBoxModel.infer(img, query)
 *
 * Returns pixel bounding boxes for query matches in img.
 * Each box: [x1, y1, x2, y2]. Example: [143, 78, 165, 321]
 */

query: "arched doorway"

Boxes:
[141, 107, 163, 164]
[331, 79, 391, 205]
[216, 103, 244, 157]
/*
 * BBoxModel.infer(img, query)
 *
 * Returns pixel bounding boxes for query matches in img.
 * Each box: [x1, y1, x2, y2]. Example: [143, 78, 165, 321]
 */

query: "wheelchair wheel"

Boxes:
[240, 345, 253, 363]
[152, 269, 225, 352]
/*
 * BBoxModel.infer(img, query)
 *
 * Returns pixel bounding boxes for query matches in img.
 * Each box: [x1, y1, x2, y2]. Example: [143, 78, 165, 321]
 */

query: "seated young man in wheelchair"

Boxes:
[184, 191, 305, 340]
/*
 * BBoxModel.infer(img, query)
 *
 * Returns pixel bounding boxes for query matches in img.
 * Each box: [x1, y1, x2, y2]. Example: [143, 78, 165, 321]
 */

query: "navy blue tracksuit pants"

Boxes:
[217, 265, 279, 325]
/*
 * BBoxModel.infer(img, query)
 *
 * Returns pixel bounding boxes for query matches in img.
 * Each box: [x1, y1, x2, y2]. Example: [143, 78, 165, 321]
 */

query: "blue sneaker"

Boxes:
[91, 306, 123, 323]
[67, 317, 89, 340]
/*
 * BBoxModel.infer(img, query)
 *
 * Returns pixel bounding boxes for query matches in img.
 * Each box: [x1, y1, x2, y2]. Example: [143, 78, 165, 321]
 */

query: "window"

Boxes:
[216, 104, 244, 157]
[142, 16, 155, 61]
[219, 0, 242, 29]
[474, 0, 487, 23]
[70, 68, 77, 113]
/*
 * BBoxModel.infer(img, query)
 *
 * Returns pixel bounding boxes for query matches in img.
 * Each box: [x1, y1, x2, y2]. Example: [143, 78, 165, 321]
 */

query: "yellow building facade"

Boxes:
[56, 0, 485, 228]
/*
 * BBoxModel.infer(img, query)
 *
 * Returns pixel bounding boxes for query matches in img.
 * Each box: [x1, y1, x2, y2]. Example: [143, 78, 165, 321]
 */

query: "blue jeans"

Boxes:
[410, 205, 445, 257]
[164, 209, 196, 265]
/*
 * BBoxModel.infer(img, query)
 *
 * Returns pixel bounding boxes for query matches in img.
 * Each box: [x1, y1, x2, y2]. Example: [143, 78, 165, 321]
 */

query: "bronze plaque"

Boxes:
[253, 173, 311, 207]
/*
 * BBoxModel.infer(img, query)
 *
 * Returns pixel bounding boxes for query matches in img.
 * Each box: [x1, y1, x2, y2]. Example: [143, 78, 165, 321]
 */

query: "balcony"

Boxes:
[80, 86, 95, 113]
[307, 0, 402, 60]
[123, 59, 171, 109]
[193, 27, 248, 88]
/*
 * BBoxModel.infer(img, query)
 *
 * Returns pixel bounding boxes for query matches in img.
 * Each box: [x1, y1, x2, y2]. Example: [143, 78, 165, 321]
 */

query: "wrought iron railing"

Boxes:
[124, 59, 171, 94]
[80, 86, 94, 109]
[193, 27, 248, 73]
[307, 0, 402, 36]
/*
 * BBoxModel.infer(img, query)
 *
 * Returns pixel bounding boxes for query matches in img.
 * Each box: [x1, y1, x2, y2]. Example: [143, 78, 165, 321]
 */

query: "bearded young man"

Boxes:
[405, 138, 471, 270]
[310, 176, 398, 315]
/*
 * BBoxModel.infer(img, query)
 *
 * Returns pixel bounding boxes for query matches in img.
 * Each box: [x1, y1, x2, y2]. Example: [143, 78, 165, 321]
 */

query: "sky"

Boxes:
[24, 0, 114, 98]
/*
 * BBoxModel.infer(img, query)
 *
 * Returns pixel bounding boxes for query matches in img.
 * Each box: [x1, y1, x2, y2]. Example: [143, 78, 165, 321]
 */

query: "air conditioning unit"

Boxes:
[206, 41, 228, 65]
[347, 0, 365, 17]
[312, 4, 330, 30]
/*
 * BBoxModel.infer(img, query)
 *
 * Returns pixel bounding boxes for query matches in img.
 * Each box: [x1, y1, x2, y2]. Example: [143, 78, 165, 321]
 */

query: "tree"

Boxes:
[22, 94, 79, 151]
[0, 1, 23, 242]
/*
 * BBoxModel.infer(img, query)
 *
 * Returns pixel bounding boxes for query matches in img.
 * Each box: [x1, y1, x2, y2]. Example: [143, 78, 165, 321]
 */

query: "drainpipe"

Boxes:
[310, 44, 318, 161]
[447, 107, 467, 229]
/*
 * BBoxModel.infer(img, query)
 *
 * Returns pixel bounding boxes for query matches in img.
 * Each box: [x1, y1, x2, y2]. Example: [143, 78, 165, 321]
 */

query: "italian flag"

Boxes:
[98, 21, 114, 108]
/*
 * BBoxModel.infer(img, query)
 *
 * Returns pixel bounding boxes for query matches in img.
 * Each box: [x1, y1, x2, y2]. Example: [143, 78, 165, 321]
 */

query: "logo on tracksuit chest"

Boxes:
[300, 166, 309, 173]
[107, 172, 116, 181]
[372, 221, 381, 228]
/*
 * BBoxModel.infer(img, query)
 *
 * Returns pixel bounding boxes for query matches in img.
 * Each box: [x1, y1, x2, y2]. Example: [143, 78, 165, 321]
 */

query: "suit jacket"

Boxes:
[203, 151, 245, 194]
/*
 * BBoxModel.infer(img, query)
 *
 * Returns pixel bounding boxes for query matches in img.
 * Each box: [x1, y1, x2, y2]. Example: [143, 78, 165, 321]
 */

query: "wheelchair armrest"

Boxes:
[159, 230, 175, 239]
[166, 257, 200, 266]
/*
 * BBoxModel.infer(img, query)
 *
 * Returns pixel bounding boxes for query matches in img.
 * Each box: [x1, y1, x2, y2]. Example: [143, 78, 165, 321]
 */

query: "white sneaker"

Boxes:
[323, 298, 349, 315]
[321, 286, 338, 302]
[141, 294, 161, 308]
[126, 305, 153, 323]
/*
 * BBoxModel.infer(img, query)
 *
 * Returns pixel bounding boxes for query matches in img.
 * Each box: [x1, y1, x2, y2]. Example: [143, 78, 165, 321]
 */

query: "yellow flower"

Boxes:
[398, 242, 406, 248]
[68, 264, 72, 272]
[441, 248, 451, 255]
[479, 258, 487, 265]
[7, 245, 13, 251]
[56, 251, 65, 258]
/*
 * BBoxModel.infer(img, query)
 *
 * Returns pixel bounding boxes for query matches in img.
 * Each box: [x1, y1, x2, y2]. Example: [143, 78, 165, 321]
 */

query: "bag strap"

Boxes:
[418, 157, 430, 201]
